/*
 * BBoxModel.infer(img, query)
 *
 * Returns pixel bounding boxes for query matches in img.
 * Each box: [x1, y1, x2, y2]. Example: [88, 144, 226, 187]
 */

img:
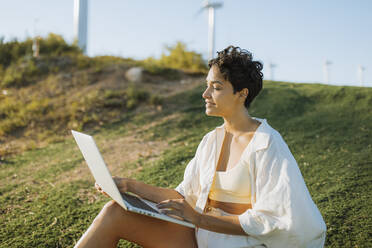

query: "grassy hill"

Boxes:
[0, 36, 206, 158]
[1, 77, 371, 247]
[0, 36, 371, 248]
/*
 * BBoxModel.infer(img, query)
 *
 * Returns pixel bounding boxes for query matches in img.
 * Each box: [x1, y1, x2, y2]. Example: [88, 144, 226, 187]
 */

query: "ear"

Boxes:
[239, 88, 249, 101]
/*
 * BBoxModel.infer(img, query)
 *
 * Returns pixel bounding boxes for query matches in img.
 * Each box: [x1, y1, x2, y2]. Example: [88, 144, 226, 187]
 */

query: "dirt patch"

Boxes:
[55, 126, 170, 187]
[1, 69, 204, 190]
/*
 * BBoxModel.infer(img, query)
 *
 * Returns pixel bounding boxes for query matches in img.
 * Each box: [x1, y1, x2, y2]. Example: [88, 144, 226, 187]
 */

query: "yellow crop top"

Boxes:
[208, 160, 251, 204]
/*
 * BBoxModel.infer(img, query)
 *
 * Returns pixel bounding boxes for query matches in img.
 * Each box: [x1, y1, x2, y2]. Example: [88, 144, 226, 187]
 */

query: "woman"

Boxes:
[75, 46, 327, 248]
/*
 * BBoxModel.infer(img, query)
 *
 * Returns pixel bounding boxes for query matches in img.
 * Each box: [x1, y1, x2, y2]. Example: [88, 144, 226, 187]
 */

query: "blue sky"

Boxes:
[1, 0, 371, 86]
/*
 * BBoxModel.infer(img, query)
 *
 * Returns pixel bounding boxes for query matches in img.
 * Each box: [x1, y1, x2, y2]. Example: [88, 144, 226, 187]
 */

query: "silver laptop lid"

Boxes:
[71, 130, 127, 210]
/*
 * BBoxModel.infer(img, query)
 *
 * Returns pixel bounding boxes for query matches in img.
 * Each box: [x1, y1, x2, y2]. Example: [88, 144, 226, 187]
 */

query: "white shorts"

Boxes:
[195, 207, 267, 248]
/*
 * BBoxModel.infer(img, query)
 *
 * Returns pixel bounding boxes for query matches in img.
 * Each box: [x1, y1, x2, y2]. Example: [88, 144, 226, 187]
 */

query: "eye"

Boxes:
[205, 86, 219, 90]
[205, 83, 221, 90]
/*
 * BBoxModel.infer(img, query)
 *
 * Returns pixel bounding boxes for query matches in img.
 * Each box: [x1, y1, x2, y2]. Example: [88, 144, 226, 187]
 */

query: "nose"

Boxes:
[202, 86, 211, 100]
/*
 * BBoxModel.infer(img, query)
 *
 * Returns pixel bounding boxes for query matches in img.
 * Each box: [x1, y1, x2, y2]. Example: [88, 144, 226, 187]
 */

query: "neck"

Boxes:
[222, 107, 257, 135]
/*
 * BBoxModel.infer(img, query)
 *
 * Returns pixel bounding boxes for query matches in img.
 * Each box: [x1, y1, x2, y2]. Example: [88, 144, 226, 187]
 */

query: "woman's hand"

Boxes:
[95, 176, 131, 197]
[95, 182, 109, 197]
[112, 176, 130, 193]
[156, 198, 201, 225]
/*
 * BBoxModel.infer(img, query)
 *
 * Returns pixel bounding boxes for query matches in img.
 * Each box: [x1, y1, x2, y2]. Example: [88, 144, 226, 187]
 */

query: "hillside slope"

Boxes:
[0, 74, 371, 247]
[0, 54, 204, 158]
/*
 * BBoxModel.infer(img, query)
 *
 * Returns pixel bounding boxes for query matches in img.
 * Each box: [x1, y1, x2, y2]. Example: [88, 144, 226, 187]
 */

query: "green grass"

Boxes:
[1, 81, 371, 247]
[0, 36, 205, 159]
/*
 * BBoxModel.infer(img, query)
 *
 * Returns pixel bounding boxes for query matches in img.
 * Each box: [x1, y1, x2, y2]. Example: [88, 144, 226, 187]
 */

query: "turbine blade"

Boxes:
[194, 7, 206, 17]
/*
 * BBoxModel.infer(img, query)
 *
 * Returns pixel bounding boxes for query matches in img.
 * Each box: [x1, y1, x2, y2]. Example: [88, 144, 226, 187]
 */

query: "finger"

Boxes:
[156, 199, 170, 206]
[159, 208, 182, 217]
[158, 199, 184, 208]
[95, 182, 102, 189]
[95, 183, 106, 194]
[97, 187, 108, 196]
[161, 198, 183, 204]
[157, 201, 177, 209]
[160, 199, 170, 203]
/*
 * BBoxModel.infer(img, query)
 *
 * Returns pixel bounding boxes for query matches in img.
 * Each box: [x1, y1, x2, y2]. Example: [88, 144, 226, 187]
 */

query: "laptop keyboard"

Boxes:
[121, 193, 159, 214]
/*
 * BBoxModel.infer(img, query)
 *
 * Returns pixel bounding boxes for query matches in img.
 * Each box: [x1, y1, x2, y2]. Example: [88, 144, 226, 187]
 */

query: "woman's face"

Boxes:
[202, 65, 247, 117]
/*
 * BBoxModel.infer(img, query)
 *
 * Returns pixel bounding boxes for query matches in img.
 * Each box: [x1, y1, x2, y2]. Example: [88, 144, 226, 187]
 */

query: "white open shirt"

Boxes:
[175, 118, 327, 248]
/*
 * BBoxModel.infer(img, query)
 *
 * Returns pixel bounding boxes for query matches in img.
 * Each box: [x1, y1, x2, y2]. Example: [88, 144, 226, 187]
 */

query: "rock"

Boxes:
[180, 78, 192, 85]
[125, 67, 144, 83]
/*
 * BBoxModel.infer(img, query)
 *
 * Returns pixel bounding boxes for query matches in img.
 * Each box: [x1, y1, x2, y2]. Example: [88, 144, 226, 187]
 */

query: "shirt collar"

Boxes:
[215, 117, 271, 152]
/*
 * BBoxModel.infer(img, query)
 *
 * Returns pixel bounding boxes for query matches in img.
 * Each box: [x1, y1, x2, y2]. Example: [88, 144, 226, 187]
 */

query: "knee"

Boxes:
[102, 200, 121, 213]
[94, 200, 127, 226]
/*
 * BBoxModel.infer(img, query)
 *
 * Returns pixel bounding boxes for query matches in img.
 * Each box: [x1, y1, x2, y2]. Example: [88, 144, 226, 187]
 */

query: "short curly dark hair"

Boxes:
[208, 46, 264, 109]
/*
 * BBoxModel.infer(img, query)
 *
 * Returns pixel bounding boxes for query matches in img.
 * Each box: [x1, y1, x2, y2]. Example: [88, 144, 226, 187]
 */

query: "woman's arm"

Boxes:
[196, 213, 247, 235]
[127, 180, 247, 235]
[127, 178, 184, 203]
[96, 177, 184, 203]
[156, 198, 247, 235]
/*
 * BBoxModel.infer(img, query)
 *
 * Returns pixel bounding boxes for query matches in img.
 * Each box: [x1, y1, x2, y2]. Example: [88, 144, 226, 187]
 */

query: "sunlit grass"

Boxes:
[1, 81, 371, 247]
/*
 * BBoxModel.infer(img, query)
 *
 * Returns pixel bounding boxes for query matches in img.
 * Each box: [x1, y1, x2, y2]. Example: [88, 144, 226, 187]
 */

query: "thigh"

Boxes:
[195, 207, 266, 248]
[196, 228, 259, 248]
[106, 201, 197, 248]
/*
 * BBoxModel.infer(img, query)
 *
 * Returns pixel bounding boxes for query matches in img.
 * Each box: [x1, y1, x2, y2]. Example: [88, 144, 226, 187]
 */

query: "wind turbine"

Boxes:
[197, 1, 223, 61]
[323, 60, 332, 84]
[269, 62, 277, 81]
[74, 0, 89, 54]
[32, 18, 40, 57]
[358, 65, 366, 87]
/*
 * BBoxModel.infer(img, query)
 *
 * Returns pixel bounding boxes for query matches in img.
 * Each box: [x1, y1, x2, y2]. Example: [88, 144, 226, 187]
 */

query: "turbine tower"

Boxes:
[74, 0, 88, 54]
[269, 62, 277, 81]
[32, 18, 40, 58]
[198, 1, 223, 61]
[358, 65, 366, 87]
[323, 60, 332, 84]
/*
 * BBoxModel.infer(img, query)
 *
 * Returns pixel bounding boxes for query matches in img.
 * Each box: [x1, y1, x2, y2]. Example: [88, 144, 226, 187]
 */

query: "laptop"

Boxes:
[71, 130, 195, 228]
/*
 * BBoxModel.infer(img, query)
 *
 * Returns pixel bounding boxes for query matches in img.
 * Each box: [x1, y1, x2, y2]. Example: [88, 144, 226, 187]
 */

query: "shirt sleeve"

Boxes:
[174, 133, 209, 208]
[238, 134, 327, 247]
[174, 157, 196, 197]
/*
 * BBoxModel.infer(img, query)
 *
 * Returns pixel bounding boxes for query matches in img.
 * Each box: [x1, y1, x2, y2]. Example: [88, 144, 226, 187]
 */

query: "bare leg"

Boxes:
[74, 200, 197, 248]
